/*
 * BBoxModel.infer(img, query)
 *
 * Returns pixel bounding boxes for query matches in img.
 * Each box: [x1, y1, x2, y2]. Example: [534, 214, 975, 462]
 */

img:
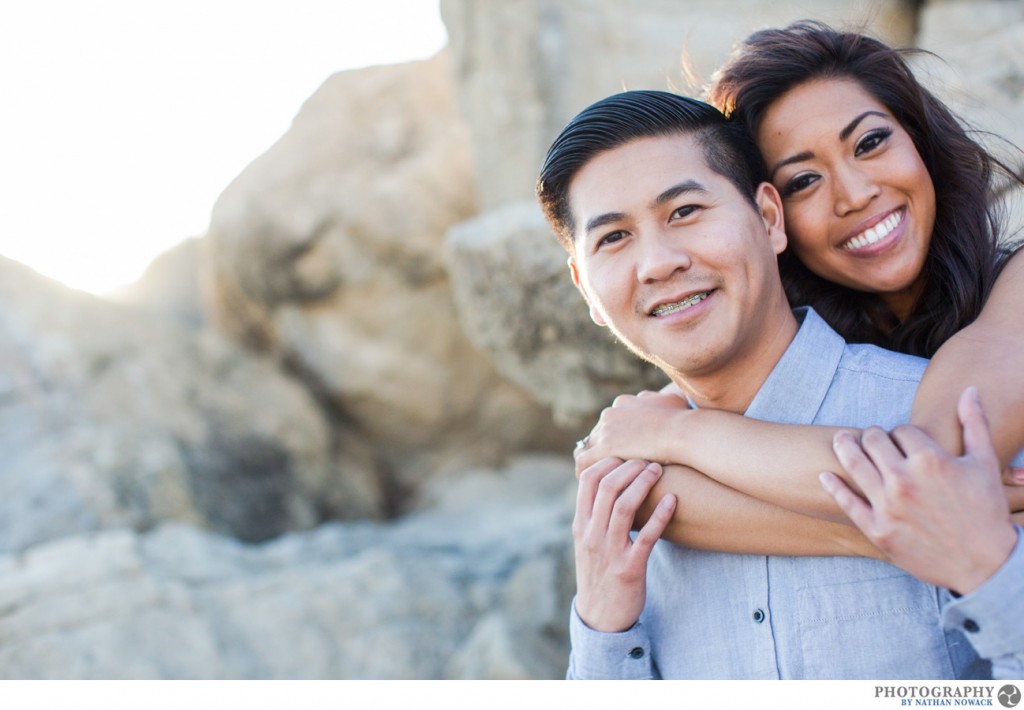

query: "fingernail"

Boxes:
[966, 385, 979, 402]
[646, 462, 662, 475]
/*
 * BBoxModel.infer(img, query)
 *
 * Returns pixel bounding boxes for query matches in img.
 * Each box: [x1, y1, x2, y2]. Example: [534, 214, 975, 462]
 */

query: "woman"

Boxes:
[574, 21, 1024, 590]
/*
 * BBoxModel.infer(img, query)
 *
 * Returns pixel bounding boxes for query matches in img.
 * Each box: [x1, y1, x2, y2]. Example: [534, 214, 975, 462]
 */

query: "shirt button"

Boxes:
[963, 619, 980, 633]
[628, 647, 645, 659]
[752, 609, 765, 623]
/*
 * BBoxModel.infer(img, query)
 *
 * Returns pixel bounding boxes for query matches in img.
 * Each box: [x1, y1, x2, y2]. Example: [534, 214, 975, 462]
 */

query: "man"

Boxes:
[535, 91, 1024, 679]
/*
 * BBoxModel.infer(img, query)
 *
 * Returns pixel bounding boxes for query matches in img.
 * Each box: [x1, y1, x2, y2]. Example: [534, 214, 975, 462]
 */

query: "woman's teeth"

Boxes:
[843, 211, 901, 251]
[652, 292, 708, 317]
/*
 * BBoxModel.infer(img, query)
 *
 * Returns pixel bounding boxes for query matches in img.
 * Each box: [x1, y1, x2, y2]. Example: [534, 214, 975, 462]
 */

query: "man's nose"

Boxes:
[636, 229, 692, 283]
[833, 163, 880, 217]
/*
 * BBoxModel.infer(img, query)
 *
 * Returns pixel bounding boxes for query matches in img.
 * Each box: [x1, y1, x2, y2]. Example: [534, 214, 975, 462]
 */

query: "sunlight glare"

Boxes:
[0, 0, 447, 294]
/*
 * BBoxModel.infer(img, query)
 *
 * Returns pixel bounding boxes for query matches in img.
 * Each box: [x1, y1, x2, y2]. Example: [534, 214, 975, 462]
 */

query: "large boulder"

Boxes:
[203, 53, 570, 504]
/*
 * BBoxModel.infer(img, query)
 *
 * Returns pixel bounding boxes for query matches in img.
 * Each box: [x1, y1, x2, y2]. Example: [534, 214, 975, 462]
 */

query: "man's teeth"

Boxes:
[652, 292, 708, 317]
[843, 211, 901, 250]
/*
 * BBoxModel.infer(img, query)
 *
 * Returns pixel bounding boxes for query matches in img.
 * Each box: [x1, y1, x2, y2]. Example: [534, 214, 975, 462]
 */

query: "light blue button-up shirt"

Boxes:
[567, 307, 1024, 680]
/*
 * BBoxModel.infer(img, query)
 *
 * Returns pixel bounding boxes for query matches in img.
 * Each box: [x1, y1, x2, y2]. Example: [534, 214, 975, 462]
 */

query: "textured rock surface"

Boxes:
[917, 0, 1024, 238]
[0, 255, 383, 553]
[0, 456, 574, 680]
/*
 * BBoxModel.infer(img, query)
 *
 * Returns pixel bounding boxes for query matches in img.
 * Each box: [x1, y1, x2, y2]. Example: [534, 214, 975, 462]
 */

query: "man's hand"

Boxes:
[819, 387, 1017, 595]
[574, 391, 690, 476]
[573, 457, 677, 632]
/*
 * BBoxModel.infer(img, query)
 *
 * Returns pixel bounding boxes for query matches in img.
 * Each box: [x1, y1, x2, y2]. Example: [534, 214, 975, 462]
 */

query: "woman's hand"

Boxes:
[819, 387, 1018, 595]
[574, 390, 691, 477]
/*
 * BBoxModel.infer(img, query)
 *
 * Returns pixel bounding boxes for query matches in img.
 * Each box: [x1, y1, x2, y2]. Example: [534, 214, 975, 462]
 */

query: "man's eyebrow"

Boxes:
[584, 211, 628, 236]
[651, 180, 708, 208]
[767, 111, 889, 181]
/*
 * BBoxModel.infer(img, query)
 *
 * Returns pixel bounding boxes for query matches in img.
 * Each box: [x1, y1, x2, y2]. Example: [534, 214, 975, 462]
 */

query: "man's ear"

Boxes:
[755, 182, 788, 255]
[567, 255, 607, 327]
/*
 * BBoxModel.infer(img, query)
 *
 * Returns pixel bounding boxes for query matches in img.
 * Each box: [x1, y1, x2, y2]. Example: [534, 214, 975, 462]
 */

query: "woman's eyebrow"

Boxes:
[839, 110, 888, 141]
[768, 151, 813, 182]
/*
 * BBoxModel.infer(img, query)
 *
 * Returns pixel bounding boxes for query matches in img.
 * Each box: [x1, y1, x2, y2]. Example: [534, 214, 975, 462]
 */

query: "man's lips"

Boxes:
[648, 290, 713, 317]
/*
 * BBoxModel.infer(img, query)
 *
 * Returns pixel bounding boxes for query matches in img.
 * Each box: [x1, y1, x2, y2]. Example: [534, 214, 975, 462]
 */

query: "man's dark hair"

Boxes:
[536, 90, 767, 251]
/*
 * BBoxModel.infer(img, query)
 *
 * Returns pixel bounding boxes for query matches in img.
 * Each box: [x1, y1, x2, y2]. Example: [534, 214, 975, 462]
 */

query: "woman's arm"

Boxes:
[909, 249, 1024, 465]
[627, 461, 884, 558]
[576, 393, 860, 522]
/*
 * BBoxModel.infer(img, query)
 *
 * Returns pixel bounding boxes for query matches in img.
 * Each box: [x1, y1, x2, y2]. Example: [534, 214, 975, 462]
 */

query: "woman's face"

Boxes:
[757, 77, 936, 320]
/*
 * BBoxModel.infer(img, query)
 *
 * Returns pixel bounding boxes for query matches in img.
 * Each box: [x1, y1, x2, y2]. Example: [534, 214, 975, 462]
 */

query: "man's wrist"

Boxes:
[576, 597, 641, 633]
[949, 523, 1017, 596]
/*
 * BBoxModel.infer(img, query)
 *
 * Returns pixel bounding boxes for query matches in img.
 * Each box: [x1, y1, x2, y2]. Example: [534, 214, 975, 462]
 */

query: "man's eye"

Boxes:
[671, 205, 699, 220]
[781, 173, 818, 197]
[597, 231, 626, 248]
[855, 128, 892, 156]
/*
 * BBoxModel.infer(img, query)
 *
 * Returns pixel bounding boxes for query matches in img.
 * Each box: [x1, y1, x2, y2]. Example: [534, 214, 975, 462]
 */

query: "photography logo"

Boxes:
[999, 685, 1021, 709]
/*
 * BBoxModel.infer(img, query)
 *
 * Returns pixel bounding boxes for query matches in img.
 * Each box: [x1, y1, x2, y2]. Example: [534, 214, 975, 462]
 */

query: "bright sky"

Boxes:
[0, 1, 447, 295]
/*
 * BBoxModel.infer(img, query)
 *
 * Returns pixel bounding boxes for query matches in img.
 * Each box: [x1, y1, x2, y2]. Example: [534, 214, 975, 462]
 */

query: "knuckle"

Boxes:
[597, 475, 620, 494]
[890, 424, 916, 438]
[861, 426, 888, 445]
[872, 529, 894, 551]
[888, 475, 916, 500]
[611, 500, 636, 521]
[578, 468, 600, 488]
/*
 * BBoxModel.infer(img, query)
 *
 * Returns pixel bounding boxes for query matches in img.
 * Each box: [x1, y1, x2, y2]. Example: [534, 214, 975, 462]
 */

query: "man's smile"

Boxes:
[649, 290, 713, 317]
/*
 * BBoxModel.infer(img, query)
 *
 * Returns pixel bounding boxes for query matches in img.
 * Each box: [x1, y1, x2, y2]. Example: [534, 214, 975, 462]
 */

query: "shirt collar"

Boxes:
[743, 306, 846, 425]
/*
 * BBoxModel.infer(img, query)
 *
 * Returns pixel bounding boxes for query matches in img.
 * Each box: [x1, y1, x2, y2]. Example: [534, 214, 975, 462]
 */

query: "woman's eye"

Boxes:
[855, 128, 892, 156]
[781, 173, 818, 197]
[670, 205, 699, 220]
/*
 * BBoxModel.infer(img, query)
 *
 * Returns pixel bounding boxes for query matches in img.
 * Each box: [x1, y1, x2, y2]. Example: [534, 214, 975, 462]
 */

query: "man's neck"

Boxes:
[667, 308, 800, 414]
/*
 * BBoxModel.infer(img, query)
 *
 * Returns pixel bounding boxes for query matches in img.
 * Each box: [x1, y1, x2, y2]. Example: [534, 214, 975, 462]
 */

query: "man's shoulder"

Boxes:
[837, 341, 929, 384]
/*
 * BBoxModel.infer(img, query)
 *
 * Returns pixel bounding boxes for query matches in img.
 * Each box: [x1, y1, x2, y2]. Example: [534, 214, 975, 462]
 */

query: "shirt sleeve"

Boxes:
[940, 525, 1024, 680]
[566, 597, 658, 680]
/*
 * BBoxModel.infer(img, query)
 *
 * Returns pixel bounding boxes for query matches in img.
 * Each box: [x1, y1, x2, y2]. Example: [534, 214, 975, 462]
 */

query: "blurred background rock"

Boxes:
[1, 0, 1021, 679]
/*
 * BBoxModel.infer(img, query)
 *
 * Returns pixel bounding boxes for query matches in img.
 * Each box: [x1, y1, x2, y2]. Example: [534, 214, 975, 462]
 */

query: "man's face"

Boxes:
[567, 133, 789, 380]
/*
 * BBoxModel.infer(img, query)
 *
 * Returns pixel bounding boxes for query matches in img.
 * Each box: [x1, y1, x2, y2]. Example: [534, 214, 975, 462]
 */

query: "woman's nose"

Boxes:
[833, 164, 881, 217]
